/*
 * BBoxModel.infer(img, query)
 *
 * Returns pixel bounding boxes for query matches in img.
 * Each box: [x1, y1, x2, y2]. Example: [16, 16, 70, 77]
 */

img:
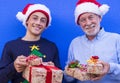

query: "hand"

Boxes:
[90, 60, 110, 81]
[47, 61, 55, 66]
[14, 55, 28, 73]
[43, 61, 55, 66]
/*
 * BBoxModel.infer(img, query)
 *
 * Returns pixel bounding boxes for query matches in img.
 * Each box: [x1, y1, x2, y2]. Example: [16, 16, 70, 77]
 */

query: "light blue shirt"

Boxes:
[65, 28, 120, 83]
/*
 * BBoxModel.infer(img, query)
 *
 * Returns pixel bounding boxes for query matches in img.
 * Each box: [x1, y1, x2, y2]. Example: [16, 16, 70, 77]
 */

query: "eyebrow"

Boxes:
[32, 15, 47, 19]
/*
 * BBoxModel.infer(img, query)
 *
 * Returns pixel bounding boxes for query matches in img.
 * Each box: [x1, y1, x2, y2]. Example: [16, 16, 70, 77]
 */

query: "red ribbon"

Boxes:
[29, 64, 59, 83]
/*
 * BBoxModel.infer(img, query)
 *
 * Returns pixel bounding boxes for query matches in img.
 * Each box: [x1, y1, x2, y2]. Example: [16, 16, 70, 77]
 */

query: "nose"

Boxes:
[35, 20, 42, 26]
[32, 21, 41, 27]
[86, 19, 91, 25]
[36, 20, 41, 24]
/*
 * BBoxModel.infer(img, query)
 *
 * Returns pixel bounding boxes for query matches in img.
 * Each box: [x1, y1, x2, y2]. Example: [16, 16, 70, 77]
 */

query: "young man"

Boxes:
[65, 0, 120, 83]
[0, 4, 61, 83]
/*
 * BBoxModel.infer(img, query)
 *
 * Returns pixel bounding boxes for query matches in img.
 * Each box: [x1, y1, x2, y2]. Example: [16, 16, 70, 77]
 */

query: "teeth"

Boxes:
[85, 24, 95, 29]
[35, 27, 41, 30]
[90, 24, 95, 28]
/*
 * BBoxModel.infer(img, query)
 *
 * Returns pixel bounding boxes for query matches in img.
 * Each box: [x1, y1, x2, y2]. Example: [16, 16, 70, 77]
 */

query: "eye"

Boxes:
[40, 18, 47, 23]
[79, 18, 86, 23]
[88, 14, 97, 20]
[33, 17, 38, 20]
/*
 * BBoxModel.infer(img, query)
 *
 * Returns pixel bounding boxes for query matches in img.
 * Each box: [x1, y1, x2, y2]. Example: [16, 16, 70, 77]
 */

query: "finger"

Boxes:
[48, 61, 54, 65]
[15, 60, 27, 66]
[19, 61, 28, 66]
[17, 55, 27, 59]
[97, 61, 110, 75]
[18, 57, 28, 66]
[91, 75, 103, 81]
[19, 58, 27, 63]
[15, 65, 26, 72]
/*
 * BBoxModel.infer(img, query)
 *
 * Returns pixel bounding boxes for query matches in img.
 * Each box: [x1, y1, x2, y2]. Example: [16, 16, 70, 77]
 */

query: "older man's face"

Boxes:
[78, 12, 101, 37]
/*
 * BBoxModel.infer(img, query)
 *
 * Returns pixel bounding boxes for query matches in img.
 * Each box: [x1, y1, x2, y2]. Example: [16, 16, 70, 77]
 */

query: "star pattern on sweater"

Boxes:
[30, 45, 39, 51]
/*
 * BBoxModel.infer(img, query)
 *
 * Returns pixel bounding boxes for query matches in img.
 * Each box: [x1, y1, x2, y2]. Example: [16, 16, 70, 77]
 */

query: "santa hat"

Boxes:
[75, 0, 110, 24]
[16, 4, 51, 28]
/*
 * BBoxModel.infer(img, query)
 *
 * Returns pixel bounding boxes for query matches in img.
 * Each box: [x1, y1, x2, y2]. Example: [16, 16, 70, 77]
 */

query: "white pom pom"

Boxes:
[99, 4, 110, 16]
[16, 12, 25, 22]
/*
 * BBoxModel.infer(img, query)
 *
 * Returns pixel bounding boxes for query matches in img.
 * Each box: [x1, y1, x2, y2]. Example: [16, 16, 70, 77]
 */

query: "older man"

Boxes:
[65, 0, 120, 83]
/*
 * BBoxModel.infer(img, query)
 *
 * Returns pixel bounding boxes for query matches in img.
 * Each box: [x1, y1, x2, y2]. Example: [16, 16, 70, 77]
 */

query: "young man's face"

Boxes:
[26, 12, 47, 36]
[78, 12, 101, 37]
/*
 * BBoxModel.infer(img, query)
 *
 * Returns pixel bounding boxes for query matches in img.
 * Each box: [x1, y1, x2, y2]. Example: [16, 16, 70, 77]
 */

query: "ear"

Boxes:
[26, 21, 28, 26]
[98, 16, 102, 22]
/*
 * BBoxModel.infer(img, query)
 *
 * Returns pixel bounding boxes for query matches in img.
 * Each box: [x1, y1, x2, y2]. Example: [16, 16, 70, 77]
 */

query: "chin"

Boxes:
[33, 32, 40, 36]
[86, 32, 98, 36]
[34, 34, 40, 37]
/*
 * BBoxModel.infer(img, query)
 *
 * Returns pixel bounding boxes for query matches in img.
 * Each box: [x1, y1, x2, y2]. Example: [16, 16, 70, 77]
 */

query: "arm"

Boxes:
[91, 35, 120, 81]
[106, 35, 120, 80]
[0, 43, 28, 82]
[52, 44, 61, 69]
[0, 44, 17, 82]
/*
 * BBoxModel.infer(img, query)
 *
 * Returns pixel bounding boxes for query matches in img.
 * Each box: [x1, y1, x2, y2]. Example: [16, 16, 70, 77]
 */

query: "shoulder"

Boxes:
[71, 36, 84, 44]
[6, 38, 21, 45]
[106, 32, 120, 39]
[2, 38, 21, 51]
[4, 38, 21, 47]
[40, 37, 57, 47]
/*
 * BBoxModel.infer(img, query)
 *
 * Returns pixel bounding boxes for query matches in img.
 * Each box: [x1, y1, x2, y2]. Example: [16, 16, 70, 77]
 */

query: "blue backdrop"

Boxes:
[0, 0, 120, 73]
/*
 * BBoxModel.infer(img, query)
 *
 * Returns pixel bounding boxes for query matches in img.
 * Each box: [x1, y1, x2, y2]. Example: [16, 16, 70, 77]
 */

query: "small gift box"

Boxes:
[65, 67, 76, 77]
[87, 56, 103, 74]
[23, 64, 63, 83]
[74, 68, 90, 81]
[65, 60, 90, 81]
[65, 60, 79, 76]
[26, 55, 42, 66]
[87, 63, 103, 74]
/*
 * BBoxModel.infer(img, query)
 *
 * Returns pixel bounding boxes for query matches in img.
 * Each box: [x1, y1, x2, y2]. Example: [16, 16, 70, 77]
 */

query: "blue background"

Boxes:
[0, 0, 120, 82]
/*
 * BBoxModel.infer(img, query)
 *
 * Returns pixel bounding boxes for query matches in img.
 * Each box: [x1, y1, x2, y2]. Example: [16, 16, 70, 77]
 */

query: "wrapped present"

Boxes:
[74, 68, 90, 81]
[87, 63, 103, 74]
[65, 60, 80, 76]
[26, 55, 42, 66]
[87, 56, 103, 74]
[65, 60, 90, 81]
[23, 64, 63, 83]
[65, 67, 76, 77]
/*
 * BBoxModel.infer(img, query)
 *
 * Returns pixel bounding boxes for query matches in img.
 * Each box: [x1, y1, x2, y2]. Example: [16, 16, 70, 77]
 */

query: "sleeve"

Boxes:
[108, 35, 120, 80]
[67, 42, 75, 65]
[0, 43, 17, 82]
[52, 43, 61, 69]
[64, 42, 76, 82]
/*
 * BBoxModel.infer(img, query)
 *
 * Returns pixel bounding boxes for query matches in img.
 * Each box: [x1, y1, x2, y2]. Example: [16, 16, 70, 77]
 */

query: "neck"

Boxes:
[22, 33, 41, 41]
[86, 35, 96, 41]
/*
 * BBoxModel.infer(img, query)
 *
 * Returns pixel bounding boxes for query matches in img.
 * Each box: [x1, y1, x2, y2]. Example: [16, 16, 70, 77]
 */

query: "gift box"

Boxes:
[65, 60, 90, 81]
[87, 56, 103, 74]
[26, 55, 42, 66]
[87, 63, 103, 74]
[65, 60, 79, 77]
[65, 67, 76, 77]
[74, 68, 90, 81]
[65, 56, 103, 81]
[65, 66, 90, 81]
[23, 64, 63, 83]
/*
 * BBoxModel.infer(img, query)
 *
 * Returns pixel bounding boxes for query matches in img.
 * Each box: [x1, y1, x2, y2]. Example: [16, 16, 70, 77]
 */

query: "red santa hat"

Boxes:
[16, 4, 51, 28]
[75, 0, 109, 24]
